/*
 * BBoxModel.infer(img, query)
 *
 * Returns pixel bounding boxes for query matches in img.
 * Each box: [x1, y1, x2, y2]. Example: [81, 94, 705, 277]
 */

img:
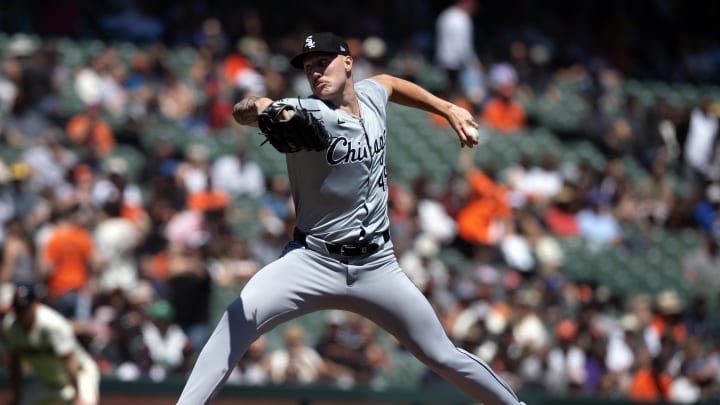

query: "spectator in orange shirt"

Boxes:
[186, 174, 231, 240]
[40, 206, 98, 319]
[629, 347, 672, 402]
[481, 63, 526, 134]
[186, 176, 230, 213]
[454, 150, 513, 257]
[65, 104, 116, 157]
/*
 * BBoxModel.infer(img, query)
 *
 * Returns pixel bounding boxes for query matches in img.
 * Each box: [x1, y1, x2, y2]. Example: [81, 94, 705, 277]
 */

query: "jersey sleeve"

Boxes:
[358, 79, 389, 106]
[47, 311, 77, 356]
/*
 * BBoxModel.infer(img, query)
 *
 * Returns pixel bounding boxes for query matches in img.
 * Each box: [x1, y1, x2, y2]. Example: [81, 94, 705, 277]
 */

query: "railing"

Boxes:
[1, 373, 716, 405]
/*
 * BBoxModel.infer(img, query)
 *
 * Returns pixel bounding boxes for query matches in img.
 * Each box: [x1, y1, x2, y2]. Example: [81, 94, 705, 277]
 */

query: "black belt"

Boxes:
[293, 228, 390, 257]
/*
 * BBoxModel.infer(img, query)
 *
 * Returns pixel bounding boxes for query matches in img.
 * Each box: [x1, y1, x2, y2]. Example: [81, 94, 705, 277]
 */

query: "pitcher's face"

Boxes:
[303, 53, 352, 100]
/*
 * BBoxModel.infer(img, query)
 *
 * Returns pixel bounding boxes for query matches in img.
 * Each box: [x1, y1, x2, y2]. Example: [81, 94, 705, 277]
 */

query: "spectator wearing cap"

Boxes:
[544, 319, 586, 393]
[645, 290, 687, 357]
[3, 285, 100, 405]
[141, 299, 192, 381]
[481, 63, 526, 134]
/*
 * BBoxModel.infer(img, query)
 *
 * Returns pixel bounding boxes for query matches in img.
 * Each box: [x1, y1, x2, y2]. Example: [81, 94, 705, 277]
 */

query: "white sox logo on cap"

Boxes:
[291, 32, 351, 69]
[305, 36, 316, 49]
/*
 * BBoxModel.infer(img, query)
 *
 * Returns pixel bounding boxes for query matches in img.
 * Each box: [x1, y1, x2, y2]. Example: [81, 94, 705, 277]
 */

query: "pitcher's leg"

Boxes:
[177, 248, 344, 404]
[350, 260, 521, 405]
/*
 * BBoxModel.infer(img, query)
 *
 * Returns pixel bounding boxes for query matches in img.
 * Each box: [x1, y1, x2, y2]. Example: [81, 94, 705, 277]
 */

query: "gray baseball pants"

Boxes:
[176, 239, 521, 405]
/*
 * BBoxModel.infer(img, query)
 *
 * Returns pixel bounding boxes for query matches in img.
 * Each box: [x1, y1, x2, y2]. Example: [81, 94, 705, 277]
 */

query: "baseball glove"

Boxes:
[257, 100, 330, 153]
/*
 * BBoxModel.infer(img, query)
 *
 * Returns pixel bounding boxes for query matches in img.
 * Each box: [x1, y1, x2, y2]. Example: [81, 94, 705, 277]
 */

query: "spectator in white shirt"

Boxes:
[211, 149, 266, 198]
[141, 299, 192, 381]
[435, 0, 481, 99]
[94, 198, 142, 294]
[684, 98, 718, 183]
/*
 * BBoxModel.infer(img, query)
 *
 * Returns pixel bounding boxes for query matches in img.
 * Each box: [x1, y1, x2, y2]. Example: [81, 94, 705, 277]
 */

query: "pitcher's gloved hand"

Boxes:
[257, 100, 330, 153]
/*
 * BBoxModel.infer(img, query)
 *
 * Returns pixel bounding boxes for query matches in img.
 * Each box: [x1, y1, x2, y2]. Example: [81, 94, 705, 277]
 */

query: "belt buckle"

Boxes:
[340, 244, 361, 257]
[339, 244, 373, 257]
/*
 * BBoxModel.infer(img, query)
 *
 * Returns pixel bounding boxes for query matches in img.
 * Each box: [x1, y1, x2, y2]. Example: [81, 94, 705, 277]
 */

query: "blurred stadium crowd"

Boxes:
[0, 0, 719, 403]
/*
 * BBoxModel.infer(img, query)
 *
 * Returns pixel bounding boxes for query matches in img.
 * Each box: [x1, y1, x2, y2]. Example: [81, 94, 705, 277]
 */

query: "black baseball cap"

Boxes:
[12, 284, 37, 312]
[290, 32, 351, 70]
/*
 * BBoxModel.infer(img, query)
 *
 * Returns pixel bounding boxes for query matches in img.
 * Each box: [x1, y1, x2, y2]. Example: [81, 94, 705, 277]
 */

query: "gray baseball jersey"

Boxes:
[285, 79, 389, 243]
[177, 79, 522, 405]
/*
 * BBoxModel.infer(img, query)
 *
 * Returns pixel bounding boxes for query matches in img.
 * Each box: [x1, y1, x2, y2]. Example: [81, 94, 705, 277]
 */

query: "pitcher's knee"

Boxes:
[226, 297, 245, 315]
[226, 298, 259, 327]
[413, 347, 458, 372]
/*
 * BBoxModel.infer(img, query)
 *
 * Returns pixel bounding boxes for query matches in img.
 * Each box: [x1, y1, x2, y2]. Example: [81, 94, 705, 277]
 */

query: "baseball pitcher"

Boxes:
[177, 32, 524, 405]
